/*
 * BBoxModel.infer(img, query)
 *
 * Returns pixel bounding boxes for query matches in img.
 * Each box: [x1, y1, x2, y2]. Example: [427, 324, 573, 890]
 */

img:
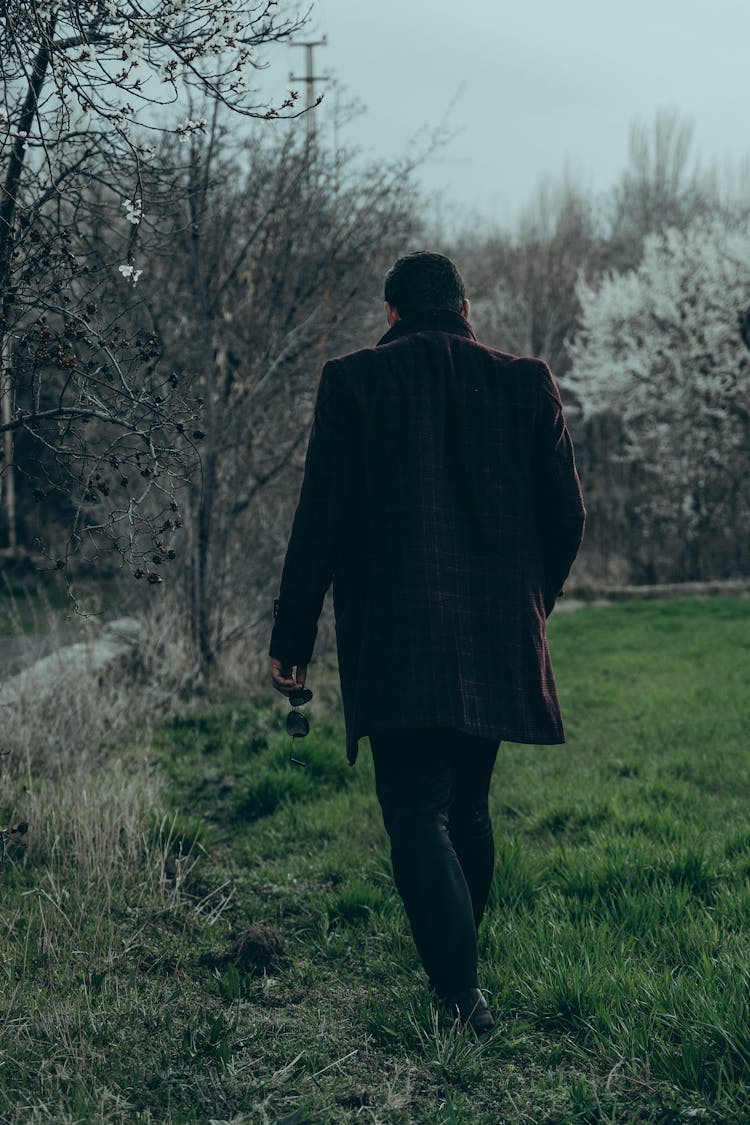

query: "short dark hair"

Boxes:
[384, 251, 466, 318]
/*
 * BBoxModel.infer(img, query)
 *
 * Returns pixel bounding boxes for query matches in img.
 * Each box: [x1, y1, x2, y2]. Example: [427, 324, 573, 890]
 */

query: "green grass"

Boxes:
[2, 596, 750, 1122]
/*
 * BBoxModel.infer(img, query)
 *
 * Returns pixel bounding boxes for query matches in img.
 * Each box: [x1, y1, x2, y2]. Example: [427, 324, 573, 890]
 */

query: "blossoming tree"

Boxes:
[566, 217, 750, 581]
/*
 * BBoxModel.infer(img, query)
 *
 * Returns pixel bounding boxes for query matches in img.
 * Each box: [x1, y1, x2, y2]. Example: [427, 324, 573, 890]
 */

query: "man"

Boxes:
[268, 251, 585, 1035]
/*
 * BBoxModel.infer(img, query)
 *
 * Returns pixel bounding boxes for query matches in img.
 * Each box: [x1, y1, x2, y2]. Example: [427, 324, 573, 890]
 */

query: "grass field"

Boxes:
[2, 597, 750, 1123]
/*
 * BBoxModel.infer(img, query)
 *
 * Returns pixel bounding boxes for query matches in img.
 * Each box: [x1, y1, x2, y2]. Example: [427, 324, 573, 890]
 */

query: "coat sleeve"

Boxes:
[531, 361, 586, 616]
[269, 360, 355, 664]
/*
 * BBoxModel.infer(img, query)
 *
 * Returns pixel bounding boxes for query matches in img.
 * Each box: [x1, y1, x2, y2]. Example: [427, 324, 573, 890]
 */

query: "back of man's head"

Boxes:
[384, 251, 466, 319]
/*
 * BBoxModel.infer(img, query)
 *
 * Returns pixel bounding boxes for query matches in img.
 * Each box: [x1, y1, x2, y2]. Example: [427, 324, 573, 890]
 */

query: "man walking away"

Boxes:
[269, 251, 586, 1035]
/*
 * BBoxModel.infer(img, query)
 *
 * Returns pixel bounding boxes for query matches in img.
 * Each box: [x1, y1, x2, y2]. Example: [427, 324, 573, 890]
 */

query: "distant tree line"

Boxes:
[454, 109, 750, 585]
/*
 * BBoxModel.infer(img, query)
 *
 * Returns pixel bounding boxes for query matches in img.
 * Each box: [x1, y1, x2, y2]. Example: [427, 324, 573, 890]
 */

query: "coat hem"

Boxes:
[345, 718, 566, 765]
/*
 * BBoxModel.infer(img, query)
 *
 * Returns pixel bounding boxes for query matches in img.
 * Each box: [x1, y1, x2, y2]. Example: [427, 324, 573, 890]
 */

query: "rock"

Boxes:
[0, 616, 143, 708]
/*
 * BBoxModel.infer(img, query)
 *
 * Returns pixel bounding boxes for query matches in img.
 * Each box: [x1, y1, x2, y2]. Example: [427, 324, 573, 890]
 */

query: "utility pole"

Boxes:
[289, 37, 329, 148]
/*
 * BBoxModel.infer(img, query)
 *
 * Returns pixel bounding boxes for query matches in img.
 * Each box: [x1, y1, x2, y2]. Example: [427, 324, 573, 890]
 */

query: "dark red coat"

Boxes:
[269, 309, 586, 765]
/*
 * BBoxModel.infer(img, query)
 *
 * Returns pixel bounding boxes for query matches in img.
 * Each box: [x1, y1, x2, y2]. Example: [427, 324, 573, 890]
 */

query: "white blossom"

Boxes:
[567, 219, 750, 429]
[122, 198, 143, 225]
[118, 263, 143, 284]
[176, 117, 207, 142]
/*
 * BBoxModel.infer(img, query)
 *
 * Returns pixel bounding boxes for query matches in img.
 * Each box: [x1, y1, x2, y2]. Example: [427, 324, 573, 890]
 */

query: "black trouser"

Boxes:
[369, 726, 500, 997]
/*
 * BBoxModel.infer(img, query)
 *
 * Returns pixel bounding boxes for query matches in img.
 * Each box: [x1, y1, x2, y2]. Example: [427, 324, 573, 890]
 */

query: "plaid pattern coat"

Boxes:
[269, 308, 586, 765]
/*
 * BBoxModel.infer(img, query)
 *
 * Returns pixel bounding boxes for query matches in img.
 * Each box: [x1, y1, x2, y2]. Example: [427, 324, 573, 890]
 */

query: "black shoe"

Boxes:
[445, 987, 495, 1036]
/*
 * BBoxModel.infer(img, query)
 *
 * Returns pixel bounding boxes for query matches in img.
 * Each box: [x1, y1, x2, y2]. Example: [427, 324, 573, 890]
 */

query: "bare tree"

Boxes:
[0, 1, 310, 580]
[456, 174, 605, 377]
[135, 115, 421, 673]
[607, 108, 710, 266]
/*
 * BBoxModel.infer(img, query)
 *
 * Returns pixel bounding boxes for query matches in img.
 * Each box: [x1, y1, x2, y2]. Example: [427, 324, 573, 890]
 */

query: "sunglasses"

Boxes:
[287, 686, 313, 766]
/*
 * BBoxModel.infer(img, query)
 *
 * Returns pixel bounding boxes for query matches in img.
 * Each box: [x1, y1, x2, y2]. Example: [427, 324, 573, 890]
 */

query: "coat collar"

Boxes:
[376, 307, 477, 347]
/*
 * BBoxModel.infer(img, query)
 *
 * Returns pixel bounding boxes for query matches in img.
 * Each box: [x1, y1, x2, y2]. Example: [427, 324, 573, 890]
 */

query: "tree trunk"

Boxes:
[0, 334, 16, 551]
[194, 446, 217, 675]
[0, 31, 54, 554]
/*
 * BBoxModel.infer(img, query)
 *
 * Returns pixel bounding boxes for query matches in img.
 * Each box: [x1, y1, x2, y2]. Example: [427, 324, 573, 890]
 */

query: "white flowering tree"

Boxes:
[566, 217, 750, 581]
[0, 0, 308, 583]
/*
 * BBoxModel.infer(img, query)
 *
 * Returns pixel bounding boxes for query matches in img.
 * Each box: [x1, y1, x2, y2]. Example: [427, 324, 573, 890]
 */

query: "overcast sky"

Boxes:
[258, 0, 749, 231]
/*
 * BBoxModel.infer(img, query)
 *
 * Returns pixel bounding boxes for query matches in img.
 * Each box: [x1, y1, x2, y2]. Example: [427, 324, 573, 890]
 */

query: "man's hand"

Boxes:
[270, 657, 307, 697]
